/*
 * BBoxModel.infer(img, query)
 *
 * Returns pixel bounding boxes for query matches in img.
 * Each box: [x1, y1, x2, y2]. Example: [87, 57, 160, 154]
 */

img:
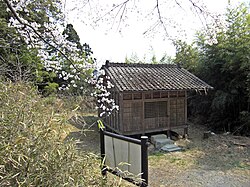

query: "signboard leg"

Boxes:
[141, 136, 148, 187]
[100, 129, 107, 176]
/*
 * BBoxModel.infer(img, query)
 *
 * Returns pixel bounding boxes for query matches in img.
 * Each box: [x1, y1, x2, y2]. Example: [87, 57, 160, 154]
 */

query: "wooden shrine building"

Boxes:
[101, 62, 213, 136]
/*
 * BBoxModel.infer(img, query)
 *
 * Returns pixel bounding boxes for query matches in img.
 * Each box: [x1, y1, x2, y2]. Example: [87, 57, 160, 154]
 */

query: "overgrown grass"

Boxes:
[149, 152, 195, 169]
[0, 82, 104, 186]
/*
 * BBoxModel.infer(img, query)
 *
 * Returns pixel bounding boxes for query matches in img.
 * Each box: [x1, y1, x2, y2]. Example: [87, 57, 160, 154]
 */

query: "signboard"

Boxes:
[100, 130, 148, 187]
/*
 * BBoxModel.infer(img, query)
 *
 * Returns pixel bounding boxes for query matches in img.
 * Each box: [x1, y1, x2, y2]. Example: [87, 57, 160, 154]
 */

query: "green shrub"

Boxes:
[44, 82, 59, 96]
[0, 82, 103, 186]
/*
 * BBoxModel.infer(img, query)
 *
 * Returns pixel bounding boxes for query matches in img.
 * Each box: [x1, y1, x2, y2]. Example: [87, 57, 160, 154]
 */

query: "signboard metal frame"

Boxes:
[100, 129, 148, 187]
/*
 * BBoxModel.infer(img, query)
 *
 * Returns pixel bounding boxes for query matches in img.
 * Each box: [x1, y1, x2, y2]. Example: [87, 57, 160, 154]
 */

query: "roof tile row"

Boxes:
[102, 62, 213, 92]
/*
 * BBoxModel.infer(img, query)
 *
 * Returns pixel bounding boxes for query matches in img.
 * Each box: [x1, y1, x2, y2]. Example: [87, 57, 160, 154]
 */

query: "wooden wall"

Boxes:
[104, 91, 187, 135]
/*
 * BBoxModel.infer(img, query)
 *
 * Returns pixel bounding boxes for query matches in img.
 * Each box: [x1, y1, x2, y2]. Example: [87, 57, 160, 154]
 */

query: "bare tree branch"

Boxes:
[0, 52, 34, 82]
[111, 2, 126, 29]
[0, 55, 7, 64]
[116, 2, 127, 31]
[156, 0, 170, 38]
[94, 0, 131, 24]
[188, 0, 212, 36]
[175, 0, 184, 10]
[0, 45, 21, 50]
[188, 0, 204, 13]
[142, 21, 160, 35]
[93, 0, 212, 35]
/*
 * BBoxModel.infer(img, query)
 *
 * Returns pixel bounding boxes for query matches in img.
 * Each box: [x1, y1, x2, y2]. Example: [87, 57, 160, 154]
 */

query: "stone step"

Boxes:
[151, 134, 182, 152]
[155, 139, 174, 149]
[151, 134, 174, 144]
[151, 134, 167, 145]
[161, 144, 177, 149]
[161, 144, 182, 152]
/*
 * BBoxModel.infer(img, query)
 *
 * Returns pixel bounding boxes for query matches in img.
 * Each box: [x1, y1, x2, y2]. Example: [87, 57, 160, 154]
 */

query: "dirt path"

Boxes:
[149, 125, 250, 187]
[149, 168, 249, 187]
[67, 116, 250, 187]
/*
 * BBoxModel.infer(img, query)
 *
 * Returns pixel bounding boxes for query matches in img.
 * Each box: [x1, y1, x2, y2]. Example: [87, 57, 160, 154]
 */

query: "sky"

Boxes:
[64, 0, 247, 66]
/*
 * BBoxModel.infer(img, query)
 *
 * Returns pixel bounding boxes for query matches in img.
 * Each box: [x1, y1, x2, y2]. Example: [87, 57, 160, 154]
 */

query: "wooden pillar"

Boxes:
[184, 91, 188, 138]
[167, 130, 171, 139]
[184, 91, 187, 124]
[167, 91, 170, 129]
[142, 92, 145, 134]
[119, 93, 124, 133]
[176, 92, 178, 126]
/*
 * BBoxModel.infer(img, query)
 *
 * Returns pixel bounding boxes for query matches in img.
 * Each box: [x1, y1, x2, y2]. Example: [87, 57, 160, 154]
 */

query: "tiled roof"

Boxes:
[102, 62, 213, 92]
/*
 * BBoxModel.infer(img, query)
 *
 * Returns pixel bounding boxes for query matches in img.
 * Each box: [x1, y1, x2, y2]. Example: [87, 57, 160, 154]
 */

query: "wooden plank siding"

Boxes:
[103, 91, 186, 135]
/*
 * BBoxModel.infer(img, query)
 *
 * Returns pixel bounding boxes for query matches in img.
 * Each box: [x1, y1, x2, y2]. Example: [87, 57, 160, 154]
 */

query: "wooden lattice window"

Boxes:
[144, 101, 167, 118]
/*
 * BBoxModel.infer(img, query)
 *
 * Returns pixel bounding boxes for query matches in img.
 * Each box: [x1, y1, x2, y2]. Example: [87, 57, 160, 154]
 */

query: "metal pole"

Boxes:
[141, 136, 148, 187]
[100, 129, 107, 176]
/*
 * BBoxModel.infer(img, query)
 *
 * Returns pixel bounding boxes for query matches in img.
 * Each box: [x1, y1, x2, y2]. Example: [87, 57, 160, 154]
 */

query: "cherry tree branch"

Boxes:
[3, 0, 81, 71]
